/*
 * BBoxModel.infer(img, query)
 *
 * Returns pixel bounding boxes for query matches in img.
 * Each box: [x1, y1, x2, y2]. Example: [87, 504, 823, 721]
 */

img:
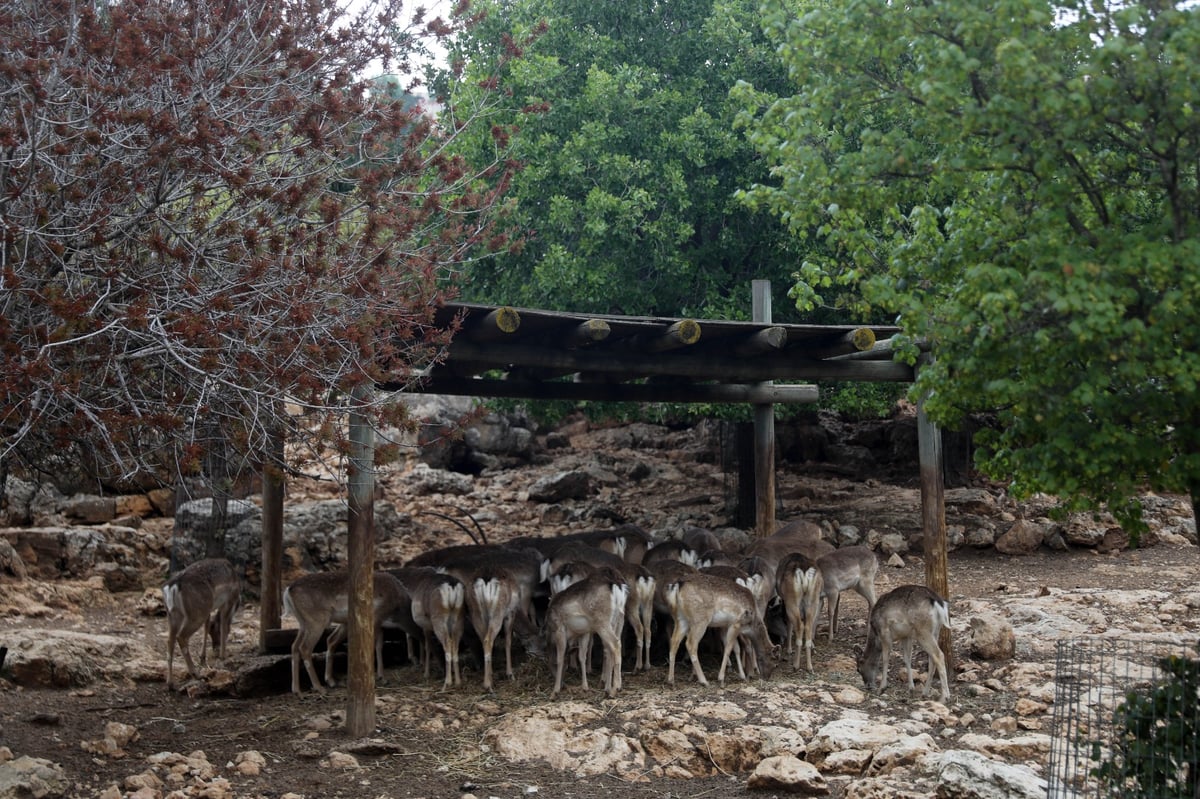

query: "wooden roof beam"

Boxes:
[626, 319, 701, 353]
[408, 376, 820, 404]
[460, 306, 521, 342]
[418, 339, 915, 384]
[803, 328, 878, 359]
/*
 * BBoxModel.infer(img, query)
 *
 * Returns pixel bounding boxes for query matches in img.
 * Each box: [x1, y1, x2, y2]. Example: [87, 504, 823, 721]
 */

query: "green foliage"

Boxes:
[736, 0, 1200, 526]
[1092, 650, 1200, 798]
[437, 0, 811, 317]
[820, 383, 904, 421]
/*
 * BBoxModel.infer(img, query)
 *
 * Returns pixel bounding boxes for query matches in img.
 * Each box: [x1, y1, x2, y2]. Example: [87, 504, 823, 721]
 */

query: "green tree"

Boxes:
[437, 0, 808, 318]
[735, 0, 1200, 529]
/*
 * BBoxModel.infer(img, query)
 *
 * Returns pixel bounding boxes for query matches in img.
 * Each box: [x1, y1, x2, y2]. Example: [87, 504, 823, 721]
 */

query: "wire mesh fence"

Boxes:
[1048, 637, 1200, 799]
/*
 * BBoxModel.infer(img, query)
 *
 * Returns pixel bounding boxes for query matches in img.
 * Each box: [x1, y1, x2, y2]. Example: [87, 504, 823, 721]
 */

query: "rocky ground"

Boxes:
[1, 416, 1198, 799]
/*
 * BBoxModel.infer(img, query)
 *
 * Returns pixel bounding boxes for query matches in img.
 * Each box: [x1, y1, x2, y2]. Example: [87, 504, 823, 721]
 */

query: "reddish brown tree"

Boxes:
[0, 0, 522, 491]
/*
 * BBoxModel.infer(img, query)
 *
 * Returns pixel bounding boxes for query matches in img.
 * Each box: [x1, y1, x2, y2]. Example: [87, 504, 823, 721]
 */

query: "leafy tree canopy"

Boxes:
[734, 0, 1200, 526]
[438, 0, 811, 318]
[0, 0, 520, 486]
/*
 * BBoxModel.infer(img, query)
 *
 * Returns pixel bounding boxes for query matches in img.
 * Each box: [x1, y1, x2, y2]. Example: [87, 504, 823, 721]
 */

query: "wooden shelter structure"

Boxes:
[257, 282, 949, 735]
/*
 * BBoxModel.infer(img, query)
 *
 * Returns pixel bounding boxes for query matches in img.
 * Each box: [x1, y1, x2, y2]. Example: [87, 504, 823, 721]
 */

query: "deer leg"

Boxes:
[827, 593, 841, 642]
[599, 628, 621, 697]
[293, 625, 327, 694]
[552, 630, 568, 697]
[667, 619, 688, 686]
[686, 625, 709, 686]
[324, 624, 347, 688]
[876, 631, 893, 694]
[924, 639, 949, 702]
[899, 637, 916, 692]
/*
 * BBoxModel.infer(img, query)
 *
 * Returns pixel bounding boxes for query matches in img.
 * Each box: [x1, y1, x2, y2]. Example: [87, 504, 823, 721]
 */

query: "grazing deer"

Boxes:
[816, 545, 878, 642]
[162, 558, 241, 689]
[775, 552, 823, 671]
[681, 526, 723, 557]
[387, 566, 466, 689]
[742, 533, 834, 579]
[643, 539, 701, 568]
[459, 564, 543, 692]
[664, 573, 774, 687]
[547, 543, 656, 672]
[283, 570, 407, 694]
[857, 584, 951, 702]
[545, 566, 629, 698]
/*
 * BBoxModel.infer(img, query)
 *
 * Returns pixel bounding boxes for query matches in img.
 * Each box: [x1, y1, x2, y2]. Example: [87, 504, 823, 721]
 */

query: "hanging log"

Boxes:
[733, 326, 787, 357]
[462, 307, 521, 341]
[805, 328, 877, 359]
[629, 320, 701, 353]
[562, 318, 611, 348]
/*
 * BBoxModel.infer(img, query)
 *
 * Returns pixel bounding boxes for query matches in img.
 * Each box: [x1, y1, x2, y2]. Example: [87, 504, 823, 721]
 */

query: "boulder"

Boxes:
[994, 521, 1046, 555]
[969, 613, 1016, 661]
[747, 755, 828, 794]
[807, 718, 906, 768]
[528, 470, 594, 503]
[0, 755, 69, 799]
[64, 494, 116, 524]
[0, 527, 135, 579]
[935, 750, 1046, 799]
[4, 629, 160, 687]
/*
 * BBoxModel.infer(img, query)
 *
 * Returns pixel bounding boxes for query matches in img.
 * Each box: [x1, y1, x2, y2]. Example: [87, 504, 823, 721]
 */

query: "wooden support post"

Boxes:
[258, 426, 285, 653]
[346, 387, 376, 737]
[917, 375, 953, 671]
[752, 280, 776, 537]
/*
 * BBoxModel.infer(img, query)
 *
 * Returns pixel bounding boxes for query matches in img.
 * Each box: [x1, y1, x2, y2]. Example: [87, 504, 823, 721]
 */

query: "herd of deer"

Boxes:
[161, 520, 951, 702]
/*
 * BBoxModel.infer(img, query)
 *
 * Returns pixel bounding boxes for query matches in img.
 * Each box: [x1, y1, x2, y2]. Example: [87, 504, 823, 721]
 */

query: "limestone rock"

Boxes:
[484, 703, 645, 777]
[969, 613, 1016, 660]
[0, 755, 70, 799]
[747, 755, 828, 794]
[4, 629, 159, 687]
[935, 750, 1046, 798]
[528, 470, 593, 503]
[407, 464, 474, 496]
[994, 521, 1046, 555]
[807, 718, 905, 768]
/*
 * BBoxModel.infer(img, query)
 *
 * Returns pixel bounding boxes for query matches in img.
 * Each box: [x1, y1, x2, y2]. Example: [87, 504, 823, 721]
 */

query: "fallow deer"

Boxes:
[162, 558, 241, 690]
[776, 552, 823, 671]
[816, 545, 878, 642]
[283, 570, 406, 694]
[664, 573, 774, 687]
[387, 566, 466, 689]
[857, 584, 950, 703]
[544, 566, 629, 698]
[547, 542, 656, 671]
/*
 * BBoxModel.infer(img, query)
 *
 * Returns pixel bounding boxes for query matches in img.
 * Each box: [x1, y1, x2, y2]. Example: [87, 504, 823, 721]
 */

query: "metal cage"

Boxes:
[1048, 637, 1200, 799]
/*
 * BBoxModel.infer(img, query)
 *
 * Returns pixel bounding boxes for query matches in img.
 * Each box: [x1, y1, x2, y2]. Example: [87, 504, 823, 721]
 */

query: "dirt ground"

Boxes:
[1, 423, 1198, 799]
